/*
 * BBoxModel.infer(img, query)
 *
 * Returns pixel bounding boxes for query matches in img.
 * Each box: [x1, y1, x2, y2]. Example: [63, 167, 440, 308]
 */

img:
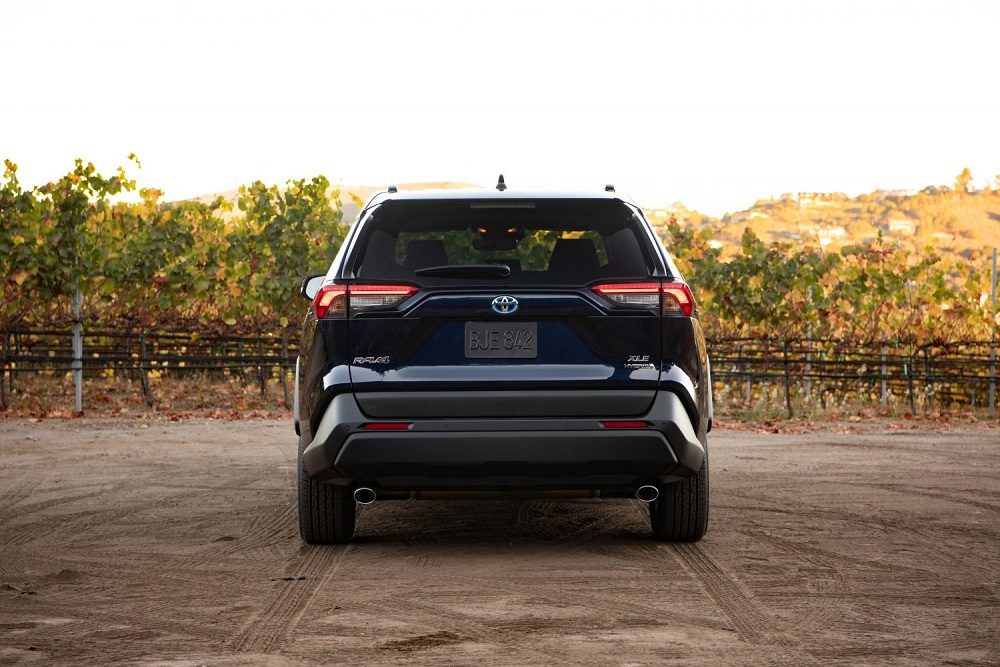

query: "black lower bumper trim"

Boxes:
[333, 430, 676, 489]
[302, 390, 704, 489]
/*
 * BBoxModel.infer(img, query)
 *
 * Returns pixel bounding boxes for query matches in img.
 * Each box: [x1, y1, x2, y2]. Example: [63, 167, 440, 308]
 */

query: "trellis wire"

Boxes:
[0, 327, 996, 415]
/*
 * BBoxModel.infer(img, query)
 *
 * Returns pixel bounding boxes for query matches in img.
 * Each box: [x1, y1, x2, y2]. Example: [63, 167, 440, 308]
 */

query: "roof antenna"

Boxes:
[387, 184, 398, 193]
[496, 174, 507, 192]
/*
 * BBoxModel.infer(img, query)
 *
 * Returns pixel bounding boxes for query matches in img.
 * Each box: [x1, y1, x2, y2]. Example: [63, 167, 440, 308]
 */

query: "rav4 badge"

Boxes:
[353, 356, 390, 364]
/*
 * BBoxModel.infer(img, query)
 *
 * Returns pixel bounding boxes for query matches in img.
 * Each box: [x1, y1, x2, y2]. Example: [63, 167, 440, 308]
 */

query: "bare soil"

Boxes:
[0, 419, 998, 665]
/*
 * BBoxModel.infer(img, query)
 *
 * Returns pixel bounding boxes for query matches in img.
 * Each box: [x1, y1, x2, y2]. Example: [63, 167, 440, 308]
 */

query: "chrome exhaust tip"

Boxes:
[353, 487, 376, 505]
[635, 485, 659, 503]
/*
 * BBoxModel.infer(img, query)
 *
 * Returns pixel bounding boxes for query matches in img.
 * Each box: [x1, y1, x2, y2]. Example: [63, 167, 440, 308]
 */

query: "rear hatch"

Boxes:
[343, 198, 664, 418]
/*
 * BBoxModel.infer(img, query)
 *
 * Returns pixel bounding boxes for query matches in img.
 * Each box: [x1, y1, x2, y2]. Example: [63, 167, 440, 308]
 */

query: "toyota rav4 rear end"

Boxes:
[295, 185, 712, 544]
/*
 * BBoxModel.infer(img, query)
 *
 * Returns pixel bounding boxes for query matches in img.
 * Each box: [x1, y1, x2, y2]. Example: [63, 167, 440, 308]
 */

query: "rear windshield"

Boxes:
[351, 199, 657, 286]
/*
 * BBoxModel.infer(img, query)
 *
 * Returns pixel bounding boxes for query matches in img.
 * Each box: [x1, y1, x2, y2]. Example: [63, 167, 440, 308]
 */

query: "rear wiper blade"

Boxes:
[414, 263, 511, 279]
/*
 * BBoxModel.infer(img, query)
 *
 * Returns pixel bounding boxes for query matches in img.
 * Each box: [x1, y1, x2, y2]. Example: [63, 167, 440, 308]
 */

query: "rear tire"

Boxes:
[298, 440, 355, 544]
[649, 441, 709, 542]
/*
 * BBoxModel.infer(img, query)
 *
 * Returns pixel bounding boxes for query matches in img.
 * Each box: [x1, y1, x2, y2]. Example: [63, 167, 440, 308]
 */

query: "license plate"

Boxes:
[465, 322, 537, 359]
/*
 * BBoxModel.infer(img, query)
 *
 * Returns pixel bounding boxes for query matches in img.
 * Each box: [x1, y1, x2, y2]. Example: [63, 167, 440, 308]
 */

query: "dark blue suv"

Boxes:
[295, 184, 712, 543]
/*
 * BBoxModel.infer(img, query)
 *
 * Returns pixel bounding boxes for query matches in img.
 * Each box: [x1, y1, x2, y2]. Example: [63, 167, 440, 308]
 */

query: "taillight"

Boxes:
[662, 282, 694, 317]
[313, 284, 418, 319]
[314, 285, 347, 318]
[590, 282, 661, 311]
[590, 280, 695, 316]
[347, 284, 418, 314]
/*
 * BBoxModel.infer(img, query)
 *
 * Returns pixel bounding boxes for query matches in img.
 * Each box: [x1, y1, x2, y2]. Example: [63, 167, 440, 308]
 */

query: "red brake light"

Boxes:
[601, 420, 650, 429]
[362, 422, 412, 430]
[347, 284, 419, 314]
[662, 282, 694, 317]
[314, 284, 418, 318]
[591, 281, 695, 316]
[591, 282, 661, 310]
[314, 285, 347, 318]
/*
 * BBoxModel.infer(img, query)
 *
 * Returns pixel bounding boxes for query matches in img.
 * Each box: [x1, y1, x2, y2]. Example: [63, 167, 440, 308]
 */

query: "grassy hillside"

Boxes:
[646, 185, 1000, 267]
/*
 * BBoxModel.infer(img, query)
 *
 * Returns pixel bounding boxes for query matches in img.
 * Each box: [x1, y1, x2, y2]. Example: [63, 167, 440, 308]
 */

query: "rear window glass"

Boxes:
[352, 199, 656, 286]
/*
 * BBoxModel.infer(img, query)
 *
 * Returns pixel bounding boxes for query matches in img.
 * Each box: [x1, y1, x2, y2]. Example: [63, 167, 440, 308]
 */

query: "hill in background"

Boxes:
[646, 179, 1000, 268]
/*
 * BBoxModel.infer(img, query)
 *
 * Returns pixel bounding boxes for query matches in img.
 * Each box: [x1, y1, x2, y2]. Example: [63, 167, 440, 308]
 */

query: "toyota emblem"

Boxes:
[491, 295, 519, 315]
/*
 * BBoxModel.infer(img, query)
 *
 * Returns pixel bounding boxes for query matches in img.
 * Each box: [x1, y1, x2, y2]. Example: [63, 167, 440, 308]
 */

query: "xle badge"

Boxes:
[625, 354, 654, 370]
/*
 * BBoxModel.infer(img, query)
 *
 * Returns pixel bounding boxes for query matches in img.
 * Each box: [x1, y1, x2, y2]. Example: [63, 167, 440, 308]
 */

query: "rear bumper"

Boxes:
[302, 390, 704, 491]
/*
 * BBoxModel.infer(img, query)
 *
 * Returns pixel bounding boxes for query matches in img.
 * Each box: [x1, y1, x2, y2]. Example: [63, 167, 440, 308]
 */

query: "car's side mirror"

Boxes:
[300, 274, 326, 301]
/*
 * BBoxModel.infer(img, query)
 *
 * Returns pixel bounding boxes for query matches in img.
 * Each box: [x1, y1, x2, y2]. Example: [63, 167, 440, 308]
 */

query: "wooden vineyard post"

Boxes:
[880, 335, 888, 408]
[782, 340, 793, 418]
[72, 287, 83, 413]
[140, 332, 155, 408]
[990, 248, 996, 418]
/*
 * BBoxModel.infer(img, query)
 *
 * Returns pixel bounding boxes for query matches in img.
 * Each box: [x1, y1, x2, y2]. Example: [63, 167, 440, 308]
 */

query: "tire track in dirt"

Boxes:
[2, 487, 111, 518]
[578, 530, 814, 660]
[15, 600, 227, 644]
[737, 527, 930, 577]
[485, 576, 726, 633]
[722, 490, 990, 574]
[736, 528, 851, 634]
[435, 500, 731, 635]
[666, 543, 798, 650]
[814, 440, 963, 458]
[516, 499, 649, 543]
[176, 499, 297, 567]
[15, 557, 270, 646]
[0, 473, 36, 512]
[0, 474, 32, 576]
[74, 558, 244, 596]
[862, 483, 1000, 514]
[84, 608, 227, 643]
[2, 494, 185, 547]
[226, 544, 351, 654]
[789, 556, 849, 634]
[230, 499, 297, 551]
[4, 471, 268, 548]
[355, 597, 577, 664]
[809, 633, 999, 664]
[0, 488, 114, 544]
[363, 501, 727, 634]
[244, 498, 296, 538]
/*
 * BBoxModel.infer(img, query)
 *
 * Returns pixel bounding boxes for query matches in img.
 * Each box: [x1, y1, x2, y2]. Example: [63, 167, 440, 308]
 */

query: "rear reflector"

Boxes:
[601, 420, 650, 429]
[362, 422, 413, 430]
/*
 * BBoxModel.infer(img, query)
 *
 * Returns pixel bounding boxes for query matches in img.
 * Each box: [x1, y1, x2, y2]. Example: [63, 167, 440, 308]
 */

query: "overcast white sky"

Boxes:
[1, 0, 998, 214]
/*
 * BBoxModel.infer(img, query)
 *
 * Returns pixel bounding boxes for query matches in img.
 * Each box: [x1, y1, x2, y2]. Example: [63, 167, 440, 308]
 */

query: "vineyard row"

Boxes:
[1, 328, 995, 416]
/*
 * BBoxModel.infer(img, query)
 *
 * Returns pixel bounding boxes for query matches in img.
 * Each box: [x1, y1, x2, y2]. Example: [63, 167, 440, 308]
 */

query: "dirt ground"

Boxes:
[0, 419, 998, 666]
